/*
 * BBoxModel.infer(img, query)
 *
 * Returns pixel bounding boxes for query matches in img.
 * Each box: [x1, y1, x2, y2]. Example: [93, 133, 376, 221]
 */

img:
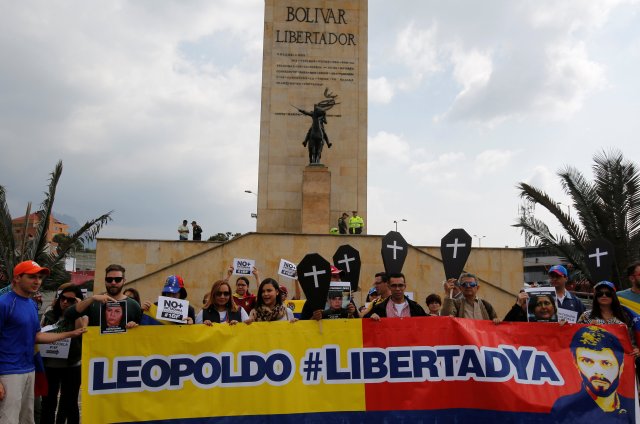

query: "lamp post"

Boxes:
[244, 190, 257, 220]
[473, 234, 486, 247]
[393, 219, 407, 232]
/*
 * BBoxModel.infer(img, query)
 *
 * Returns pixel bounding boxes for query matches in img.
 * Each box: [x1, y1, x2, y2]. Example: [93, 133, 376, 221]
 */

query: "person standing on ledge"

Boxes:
[191, 221, 203, 241]
[178, 220, 189, 240]
[349, 211, 364, 234]
[338, 212, 349, 234]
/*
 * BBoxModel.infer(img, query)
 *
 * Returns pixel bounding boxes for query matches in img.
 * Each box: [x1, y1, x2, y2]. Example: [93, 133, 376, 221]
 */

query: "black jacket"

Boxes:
[370, 297, 427, 318]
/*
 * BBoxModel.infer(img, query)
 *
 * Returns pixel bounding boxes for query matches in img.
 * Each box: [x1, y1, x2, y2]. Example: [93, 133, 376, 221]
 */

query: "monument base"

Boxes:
[301, 165, 331, 234]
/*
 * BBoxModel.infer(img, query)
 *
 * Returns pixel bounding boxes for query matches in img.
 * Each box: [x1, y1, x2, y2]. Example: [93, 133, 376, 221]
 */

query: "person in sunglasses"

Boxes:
[441, 272, 499, 323]
[64, 264, 142, 327]
[200, 280, 249, 325]
[40, 285, 86, 424]
[578, 281, 637, 332]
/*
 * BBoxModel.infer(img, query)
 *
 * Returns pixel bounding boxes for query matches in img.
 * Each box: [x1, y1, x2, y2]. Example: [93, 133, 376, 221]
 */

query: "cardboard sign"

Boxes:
[233, 258, 255, 275]
[332, 245, 361, 292]
[440, 229, 472, 279]
[156, 296, 189, 323]
[40, 324, 70, 359]
[381, 231, 408, 275]
[557, 308, 579, 324]
[525, 287, 558, 323]
[585, 238, 615, 283]
[297, 253, 331, 311]
[277, 259, 297, 279]
[100, 300, 127, 334]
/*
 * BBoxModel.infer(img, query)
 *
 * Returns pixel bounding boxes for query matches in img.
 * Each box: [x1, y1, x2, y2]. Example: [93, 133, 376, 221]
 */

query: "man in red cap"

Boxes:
[0, 261, 85, 423]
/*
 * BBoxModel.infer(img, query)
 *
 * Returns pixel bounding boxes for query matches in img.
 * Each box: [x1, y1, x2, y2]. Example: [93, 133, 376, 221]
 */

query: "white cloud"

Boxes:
[474, 149, 516, 175]
[368, 131, 412, 163]
[368, 77, 395, 104]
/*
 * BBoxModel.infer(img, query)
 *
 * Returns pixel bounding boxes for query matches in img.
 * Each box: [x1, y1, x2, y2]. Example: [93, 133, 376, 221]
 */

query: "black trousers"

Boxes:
[41, 365, 81, 424]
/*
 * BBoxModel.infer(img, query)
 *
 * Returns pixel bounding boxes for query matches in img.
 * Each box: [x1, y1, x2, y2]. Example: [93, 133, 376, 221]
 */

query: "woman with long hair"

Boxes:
[40, 285, 87, 424]
[579, 281, 639, 356]
[248, 278, 295, 322]
[201, 280, 249, 325]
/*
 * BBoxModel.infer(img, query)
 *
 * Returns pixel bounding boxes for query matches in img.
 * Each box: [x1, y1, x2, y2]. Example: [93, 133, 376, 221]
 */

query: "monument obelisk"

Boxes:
[257, 0, 367, 234]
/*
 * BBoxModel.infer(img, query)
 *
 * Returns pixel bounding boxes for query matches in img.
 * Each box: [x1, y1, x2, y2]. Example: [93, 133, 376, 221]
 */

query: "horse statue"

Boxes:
[295, 88, 338, 165]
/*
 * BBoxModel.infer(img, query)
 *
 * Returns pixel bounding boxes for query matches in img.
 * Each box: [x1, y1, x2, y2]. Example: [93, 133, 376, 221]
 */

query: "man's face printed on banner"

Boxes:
[576, 347, 621, 397]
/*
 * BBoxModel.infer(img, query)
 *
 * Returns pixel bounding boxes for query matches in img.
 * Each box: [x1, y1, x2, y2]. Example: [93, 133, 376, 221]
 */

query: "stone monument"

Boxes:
[257, 0, 368, 234]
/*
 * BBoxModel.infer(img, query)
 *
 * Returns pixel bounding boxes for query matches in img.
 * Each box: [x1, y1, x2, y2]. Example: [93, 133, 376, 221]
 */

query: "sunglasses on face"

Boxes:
[596, 291, 613, 298]
[59, 295, 77, 304]
[105, 277, 124, 283]
[215, 291, 231, 297]
[460, 282, 478, 288]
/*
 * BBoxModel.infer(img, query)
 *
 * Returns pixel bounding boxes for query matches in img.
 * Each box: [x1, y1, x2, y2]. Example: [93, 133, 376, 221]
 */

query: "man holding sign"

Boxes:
[548, 265, 585, 322]
[442, 273, 499, 323]
[141, 276, 194, 324]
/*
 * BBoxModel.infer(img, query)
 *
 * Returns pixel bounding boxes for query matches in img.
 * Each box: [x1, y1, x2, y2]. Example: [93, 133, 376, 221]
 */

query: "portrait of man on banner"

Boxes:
[551, 325, 635, 422]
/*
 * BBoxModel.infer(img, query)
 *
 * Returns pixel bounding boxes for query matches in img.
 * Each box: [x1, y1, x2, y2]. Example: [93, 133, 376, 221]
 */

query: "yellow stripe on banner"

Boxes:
[82, 320, 366, 423]
[619, 296, 640, 315]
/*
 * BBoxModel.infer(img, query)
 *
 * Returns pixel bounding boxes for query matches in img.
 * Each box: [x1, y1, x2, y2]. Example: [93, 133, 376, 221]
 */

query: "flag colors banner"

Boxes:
[82, 318, 637, 423]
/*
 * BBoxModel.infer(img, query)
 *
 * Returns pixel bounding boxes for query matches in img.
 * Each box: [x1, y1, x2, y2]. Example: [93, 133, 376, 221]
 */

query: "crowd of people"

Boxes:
[3, 259, 640, 423]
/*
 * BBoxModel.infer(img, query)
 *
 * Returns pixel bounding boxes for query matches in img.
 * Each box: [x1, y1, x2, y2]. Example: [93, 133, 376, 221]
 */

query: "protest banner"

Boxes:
[82, 319, 637, 423]
[278, 259, 297, 279]
[233, 258, 255, 275]
[155, 296, 189, 323]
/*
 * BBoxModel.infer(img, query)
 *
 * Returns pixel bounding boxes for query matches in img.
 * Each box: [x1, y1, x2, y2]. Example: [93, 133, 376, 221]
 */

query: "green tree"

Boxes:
[514, 150, 640, 287]
[0, 161, 112, 289]
[208, 232, 241, 242]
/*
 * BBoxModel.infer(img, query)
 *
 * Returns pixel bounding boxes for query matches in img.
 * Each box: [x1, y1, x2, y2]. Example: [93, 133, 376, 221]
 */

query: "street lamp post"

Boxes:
[393, 219, 407, 232]
[473, 234, 486, 247]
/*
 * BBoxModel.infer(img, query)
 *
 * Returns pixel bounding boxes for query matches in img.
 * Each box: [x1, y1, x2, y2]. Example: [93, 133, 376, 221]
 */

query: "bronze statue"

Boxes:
[295, 88, 338, 164]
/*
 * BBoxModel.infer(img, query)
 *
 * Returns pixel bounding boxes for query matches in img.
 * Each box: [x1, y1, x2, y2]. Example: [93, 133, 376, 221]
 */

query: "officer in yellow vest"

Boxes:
[348, 211, 364, 234]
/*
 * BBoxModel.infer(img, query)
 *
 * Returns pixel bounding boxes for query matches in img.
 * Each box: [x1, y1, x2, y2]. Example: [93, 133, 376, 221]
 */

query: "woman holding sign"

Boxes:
[40, 286, 87, 424]
[201, 280, 249, 325]
[247, 278, 295, 322]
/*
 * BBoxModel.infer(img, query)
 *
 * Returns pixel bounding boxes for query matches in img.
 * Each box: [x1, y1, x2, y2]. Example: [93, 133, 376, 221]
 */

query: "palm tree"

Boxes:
[514, 149, 640, 287]
[0, 161, 112, 289]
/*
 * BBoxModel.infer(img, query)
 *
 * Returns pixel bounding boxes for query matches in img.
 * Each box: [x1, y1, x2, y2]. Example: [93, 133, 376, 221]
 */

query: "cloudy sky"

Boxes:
[1, 0, 639, 248]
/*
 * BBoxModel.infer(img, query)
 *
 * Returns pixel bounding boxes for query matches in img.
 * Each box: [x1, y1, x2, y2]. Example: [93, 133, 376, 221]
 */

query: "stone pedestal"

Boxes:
[301, 165, 331, 234]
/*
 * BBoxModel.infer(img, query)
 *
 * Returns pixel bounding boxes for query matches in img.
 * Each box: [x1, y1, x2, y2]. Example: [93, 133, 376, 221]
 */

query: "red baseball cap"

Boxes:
[14, 260, 50, 276]
[330, 266, 342, 275]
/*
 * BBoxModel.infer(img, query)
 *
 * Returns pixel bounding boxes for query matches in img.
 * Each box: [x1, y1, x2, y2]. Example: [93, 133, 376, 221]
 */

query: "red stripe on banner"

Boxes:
[361, 317, 635, 414]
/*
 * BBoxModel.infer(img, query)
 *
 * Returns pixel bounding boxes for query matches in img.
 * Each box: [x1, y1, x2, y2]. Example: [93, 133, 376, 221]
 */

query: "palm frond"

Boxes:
[0, 186, 16, 281]
[27, 161, 63, 261]
[51, 212, 113, 263]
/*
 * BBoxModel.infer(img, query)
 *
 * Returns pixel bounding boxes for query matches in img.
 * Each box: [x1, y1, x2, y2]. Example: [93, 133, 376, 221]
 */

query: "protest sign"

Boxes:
[440, 228, 472, 279]
[233, 258, 255, 275]
[557, 308, 579, 324]
[297, 253, 331, 311]
[39, 324, 70, 359]
[278, 259, 297, 279]
[327, 281, 351, 309]
[155, 296, 189, 323]
[525, 287, 558, 323]
[381, 231, 408, 275]
[100, 300, 127, 334]
[332, 245, 361, 292]
[585, 238, 615, 283]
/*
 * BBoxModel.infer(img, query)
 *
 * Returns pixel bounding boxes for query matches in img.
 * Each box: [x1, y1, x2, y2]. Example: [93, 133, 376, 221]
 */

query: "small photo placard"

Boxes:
[100, 300, 127, 334]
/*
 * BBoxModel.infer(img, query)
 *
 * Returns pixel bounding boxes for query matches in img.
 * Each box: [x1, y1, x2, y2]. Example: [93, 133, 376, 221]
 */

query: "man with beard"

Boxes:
[65, 264, 142, 327]
[551, 326, 634, 422]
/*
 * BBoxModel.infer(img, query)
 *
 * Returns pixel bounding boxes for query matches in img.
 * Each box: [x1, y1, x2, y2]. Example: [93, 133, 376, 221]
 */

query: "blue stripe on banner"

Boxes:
[115, 409, 552, 424]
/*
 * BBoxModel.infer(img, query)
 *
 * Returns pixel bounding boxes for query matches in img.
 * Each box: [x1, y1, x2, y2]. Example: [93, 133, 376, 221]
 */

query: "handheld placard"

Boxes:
[440, 229, 472, 280]
[332, 244, 361, 292]
[297, 253, 331, 311]
[585, 238, 615, 283]
[381, 231, 408, 275]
